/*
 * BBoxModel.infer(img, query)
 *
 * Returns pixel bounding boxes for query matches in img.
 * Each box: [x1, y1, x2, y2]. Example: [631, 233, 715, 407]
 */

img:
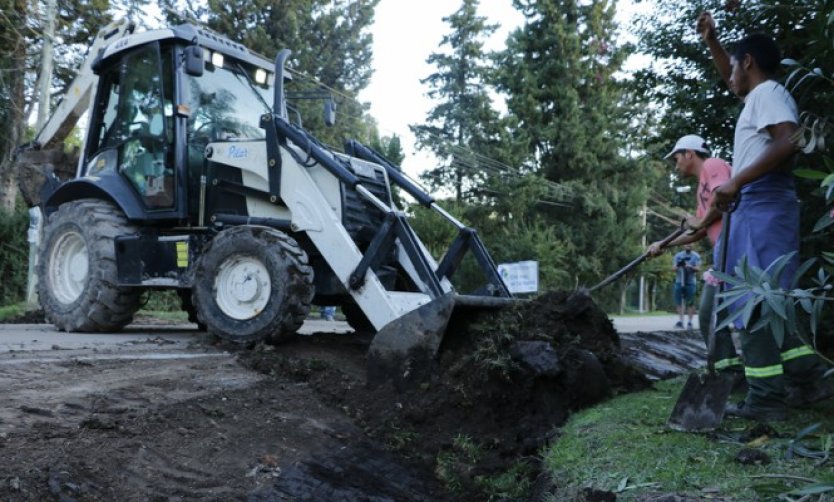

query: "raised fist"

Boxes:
[696, 12, 716, 42]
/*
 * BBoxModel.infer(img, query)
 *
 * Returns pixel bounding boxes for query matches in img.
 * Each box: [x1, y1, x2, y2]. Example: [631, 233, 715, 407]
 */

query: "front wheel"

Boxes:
[192, 226, 314, 344]
[37, 199, 142, 331]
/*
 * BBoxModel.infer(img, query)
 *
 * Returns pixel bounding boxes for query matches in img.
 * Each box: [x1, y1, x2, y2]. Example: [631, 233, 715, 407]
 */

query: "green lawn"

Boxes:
[544, 377, 834, 500]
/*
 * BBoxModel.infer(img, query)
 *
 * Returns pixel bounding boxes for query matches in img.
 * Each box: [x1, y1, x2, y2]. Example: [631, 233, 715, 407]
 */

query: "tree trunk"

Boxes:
[618, 281, 627, 315]
[0, 1, 28, 211]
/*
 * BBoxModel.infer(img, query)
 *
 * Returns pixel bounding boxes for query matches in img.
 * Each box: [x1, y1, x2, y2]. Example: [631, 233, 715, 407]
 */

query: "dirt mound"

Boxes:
[241, 290, 650, 499]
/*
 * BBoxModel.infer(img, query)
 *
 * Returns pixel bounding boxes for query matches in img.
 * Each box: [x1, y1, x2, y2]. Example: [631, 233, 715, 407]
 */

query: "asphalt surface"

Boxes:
[0, 315, 691, 354]
[0, 319, 353, 354]
[611, 314, 699, 333]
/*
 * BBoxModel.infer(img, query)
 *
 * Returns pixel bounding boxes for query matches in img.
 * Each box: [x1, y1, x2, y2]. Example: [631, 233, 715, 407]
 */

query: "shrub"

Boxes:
[0, 206, 30, 305]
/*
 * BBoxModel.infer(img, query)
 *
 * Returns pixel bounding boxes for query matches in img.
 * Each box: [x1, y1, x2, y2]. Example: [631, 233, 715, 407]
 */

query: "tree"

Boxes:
[0, 0, 114, 210]
[194, 0, 380, 148]
[493, 0, 648, 301]
[411, 0, 505, 202]
[0, 0, 29, 211]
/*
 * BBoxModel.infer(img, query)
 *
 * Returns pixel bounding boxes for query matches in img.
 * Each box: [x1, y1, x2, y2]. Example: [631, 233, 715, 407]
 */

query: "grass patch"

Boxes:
[134, 310, 190, 322]
[0, 303, 25, 321]
[544, 377, 834, 500]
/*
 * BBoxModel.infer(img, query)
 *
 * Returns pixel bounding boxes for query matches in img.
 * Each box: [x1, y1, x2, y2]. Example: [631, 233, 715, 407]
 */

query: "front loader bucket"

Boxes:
[367, 294, 517, 390]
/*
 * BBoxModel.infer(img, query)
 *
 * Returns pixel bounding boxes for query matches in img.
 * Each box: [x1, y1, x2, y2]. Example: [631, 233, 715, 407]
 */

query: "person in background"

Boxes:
[671, 245, 700, 330]
[698, 11, 833, 421]
[321, 306, 336, 321]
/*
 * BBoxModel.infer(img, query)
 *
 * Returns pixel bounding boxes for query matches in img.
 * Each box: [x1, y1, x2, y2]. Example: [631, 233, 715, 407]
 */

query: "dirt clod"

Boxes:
[735, 447, 772, 465]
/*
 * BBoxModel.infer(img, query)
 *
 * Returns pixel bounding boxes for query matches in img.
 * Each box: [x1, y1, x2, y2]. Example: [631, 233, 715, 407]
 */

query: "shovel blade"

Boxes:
[366, 293, 456, 390]
[667, 372, 735, 432]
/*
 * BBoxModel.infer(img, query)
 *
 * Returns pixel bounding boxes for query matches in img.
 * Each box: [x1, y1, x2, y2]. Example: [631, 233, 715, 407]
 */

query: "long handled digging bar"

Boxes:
[667, 211, 736, 432]
[587, 220, 687, 294]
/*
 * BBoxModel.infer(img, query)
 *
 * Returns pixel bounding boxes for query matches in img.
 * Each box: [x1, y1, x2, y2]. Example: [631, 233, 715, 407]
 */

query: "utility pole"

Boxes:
[27, 0, 58, 309]
[36, 0, 58, 132]
[638, 202, 647, 312]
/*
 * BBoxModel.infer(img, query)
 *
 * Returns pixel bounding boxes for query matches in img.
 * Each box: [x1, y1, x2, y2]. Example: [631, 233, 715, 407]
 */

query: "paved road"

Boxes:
[610, 314, 699, 333]
[0, 319, 352, 354]
[0, 315, 694, 354]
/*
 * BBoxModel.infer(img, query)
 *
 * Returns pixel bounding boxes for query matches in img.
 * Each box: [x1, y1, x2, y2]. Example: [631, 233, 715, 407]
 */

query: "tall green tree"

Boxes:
[0, 0, 28, 210]
[0, 0, 114, 209]
[494, 0, 648, 295]
[411, 0, 506, 202]
[192, 0, 379, 147]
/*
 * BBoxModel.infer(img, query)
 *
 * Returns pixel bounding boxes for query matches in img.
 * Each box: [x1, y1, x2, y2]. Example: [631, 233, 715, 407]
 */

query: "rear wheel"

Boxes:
[37, 199, 142, 331]
[192, 226, 313, 344]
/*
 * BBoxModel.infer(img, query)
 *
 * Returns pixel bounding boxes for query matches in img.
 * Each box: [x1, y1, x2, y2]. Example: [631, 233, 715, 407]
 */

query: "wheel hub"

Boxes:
[48, 230, 89, 305]
[214, 255, 271, 320]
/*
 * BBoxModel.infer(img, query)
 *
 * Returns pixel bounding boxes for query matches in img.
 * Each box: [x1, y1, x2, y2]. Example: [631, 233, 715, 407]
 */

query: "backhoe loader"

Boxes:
[17, 21, 513, 388]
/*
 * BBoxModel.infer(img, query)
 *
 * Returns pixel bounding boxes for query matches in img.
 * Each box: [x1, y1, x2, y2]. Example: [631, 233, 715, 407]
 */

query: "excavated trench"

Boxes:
[0, 294, 707, 501]
[237, 291, 708, 500]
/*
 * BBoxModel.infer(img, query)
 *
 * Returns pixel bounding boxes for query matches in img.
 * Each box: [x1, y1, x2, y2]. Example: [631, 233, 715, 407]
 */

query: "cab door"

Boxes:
[83, 42, 182, 219]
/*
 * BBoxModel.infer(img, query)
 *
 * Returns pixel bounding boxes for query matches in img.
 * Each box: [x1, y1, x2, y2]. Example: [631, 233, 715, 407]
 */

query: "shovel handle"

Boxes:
[588, 220, 687, 293]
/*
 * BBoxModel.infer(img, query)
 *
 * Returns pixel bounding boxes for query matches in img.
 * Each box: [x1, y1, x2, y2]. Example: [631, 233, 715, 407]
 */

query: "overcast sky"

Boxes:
[358, 0, 653, 181]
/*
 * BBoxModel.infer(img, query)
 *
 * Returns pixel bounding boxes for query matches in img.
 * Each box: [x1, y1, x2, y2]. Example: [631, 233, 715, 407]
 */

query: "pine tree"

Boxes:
[201, 0, 379, 147]
[494, 0, 648, 293]
[411, 0, 503, 202]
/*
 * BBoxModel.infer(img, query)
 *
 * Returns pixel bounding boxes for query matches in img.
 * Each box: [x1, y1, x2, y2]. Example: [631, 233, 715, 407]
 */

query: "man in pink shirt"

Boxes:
[648, 134, 741, 376]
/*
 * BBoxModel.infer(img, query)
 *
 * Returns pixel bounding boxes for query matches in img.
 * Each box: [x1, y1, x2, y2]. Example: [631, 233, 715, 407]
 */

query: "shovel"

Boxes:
[667, 213, 735, 432]
[588, 220, 687, 293]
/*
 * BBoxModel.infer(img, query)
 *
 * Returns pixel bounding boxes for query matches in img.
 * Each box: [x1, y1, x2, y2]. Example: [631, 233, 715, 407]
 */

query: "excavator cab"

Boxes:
[77, 33, 277, 221]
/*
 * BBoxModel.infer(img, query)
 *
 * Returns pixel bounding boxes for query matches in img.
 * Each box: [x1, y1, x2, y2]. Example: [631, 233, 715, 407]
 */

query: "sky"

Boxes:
[358, 0, 654, 180]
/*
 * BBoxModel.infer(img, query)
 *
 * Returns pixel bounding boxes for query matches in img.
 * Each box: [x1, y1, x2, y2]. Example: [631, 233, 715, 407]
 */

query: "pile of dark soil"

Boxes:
[241, 290, 650, 499]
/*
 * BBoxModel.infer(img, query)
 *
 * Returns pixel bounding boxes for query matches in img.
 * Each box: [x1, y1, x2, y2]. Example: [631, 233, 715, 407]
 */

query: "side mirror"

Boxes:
[324, 98, 336, 127]
[184, 46, 204, 76]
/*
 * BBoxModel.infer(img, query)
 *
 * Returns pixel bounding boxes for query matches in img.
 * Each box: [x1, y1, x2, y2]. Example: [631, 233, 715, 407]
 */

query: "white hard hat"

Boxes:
[664, 134, 710, 160]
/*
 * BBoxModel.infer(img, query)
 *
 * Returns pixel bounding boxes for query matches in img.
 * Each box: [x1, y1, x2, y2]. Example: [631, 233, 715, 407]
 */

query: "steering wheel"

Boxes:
[189, 120, 223, 144]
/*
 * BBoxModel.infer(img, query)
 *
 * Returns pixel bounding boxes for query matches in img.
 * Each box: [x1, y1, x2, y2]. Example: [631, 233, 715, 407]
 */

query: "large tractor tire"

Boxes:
[37, 199, 142, 331]
[192, 226, 314, 344]
[177, 289, 206, 331]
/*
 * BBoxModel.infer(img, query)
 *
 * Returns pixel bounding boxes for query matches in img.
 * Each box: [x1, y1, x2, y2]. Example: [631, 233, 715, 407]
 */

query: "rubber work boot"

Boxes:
[786, 377, 834, 408]
[674, 321, 684, 329]
[725, 400, 787, 422]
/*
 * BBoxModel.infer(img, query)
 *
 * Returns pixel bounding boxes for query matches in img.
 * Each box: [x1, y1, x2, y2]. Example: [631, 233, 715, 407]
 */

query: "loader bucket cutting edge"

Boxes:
[366, 294, 518, 391]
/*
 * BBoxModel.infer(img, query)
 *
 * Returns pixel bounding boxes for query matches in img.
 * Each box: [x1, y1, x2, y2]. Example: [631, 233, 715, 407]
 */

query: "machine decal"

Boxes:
[176, 241, 189, 267]
[228, 145, 248, 159]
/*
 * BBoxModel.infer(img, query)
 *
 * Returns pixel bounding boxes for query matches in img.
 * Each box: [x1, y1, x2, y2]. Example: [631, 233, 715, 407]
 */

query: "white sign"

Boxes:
[497, 260, 539, 294]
